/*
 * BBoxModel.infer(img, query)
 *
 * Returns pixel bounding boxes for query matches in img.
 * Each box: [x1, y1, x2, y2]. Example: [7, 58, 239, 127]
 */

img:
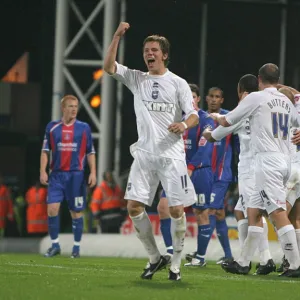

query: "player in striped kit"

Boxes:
[40, 95, 96, 258]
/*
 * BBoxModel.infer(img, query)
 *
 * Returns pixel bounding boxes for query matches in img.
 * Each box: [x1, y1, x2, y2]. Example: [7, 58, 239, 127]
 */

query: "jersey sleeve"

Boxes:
[225, 93, 260, 125]
[86, 124, 96, 155]
[211, 121, 242, 141]
[187, 118, 212, 170]
[112, 62, 138, 93]
[187, 138, 209, 170]
[290, 105, 300, 127]
[42, 123, 51, 151]
[177, 79, 199, 119]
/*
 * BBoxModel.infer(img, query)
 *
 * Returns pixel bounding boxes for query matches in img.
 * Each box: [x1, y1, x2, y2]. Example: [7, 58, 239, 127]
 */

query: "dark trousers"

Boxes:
[100, 216, 123, 234]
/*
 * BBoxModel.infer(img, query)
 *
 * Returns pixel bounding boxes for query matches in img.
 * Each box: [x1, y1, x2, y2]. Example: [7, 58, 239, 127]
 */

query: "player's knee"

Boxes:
[157, 197, 170, 219]
[127, 200, 144, 217]
[47, 204, 59, 217]
[215, 209, 225, 220]
[193, 208, 209, 224]
[234, 209, 245, 222]
[208, 208, 216, 216]
[70, 210, 83, 219]
[169, 205, 184, 219]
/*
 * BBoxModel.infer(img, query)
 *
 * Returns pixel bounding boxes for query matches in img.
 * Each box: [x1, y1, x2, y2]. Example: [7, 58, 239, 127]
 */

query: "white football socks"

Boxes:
[277, 225, 300, 270]
[170, 213, 187, 272]
[130, 211, 160, 264]
[238, 226, 262, 267]
[258, 217, 272, 265]
[295, 229, 300, 253]
[237, 219, 248, 248]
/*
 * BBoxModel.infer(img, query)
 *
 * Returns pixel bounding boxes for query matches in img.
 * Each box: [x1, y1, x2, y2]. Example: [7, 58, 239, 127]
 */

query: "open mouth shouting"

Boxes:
[147, 58, 155, 68]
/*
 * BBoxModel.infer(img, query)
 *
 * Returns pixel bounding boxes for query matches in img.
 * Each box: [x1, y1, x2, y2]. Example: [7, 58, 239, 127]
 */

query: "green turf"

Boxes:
[0, 254, 300, 300]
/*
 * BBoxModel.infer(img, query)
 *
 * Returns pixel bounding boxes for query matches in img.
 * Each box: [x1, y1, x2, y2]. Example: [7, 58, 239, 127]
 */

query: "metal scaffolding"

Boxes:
[52, 0, 126, 182]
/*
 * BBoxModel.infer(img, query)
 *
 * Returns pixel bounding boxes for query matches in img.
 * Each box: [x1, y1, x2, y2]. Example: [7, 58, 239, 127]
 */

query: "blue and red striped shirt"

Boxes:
[183, 109, 214, 170]
[210, 109, 233, 182]
[42, 120, 95, 172]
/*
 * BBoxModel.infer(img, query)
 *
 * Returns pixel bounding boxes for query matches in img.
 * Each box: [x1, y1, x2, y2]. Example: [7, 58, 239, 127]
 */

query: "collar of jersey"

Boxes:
[264, 87, 277, 91]
[146, 69, 170, 78]
[61, 119, 77, 126]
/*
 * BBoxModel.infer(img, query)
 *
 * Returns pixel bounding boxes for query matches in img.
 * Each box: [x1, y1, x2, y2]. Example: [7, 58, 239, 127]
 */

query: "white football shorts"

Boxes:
[124, 147, 196, 207]
[248, 152, 290, 214]
[286, 161, 300, 207]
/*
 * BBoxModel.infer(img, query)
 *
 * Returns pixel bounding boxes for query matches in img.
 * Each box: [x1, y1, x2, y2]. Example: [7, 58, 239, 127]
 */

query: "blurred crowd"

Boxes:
[0, 171, 238, 238]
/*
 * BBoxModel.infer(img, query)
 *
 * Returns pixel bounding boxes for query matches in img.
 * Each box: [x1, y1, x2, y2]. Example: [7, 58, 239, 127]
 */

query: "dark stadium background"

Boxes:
[1, 0, 300, 188]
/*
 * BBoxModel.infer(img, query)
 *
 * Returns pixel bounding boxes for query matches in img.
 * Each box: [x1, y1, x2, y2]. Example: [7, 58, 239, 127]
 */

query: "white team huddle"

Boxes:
[207, 67, 300, 277]
[104, 21, 300, 280]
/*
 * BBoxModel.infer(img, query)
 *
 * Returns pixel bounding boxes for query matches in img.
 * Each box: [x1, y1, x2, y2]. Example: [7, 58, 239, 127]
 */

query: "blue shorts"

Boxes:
[48, 171, 86, 212]
[161, 168, 213, 211]
[191, 168, 213, 210]
[209, 181, 230, 210]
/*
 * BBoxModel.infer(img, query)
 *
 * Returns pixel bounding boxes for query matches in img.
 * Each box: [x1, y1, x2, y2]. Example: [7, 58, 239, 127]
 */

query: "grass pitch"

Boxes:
[0, 254, 300, 300]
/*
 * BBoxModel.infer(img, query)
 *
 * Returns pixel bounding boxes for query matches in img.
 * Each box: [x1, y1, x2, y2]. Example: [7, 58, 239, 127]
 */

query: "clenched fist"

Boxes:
[114, 22, 130, 37]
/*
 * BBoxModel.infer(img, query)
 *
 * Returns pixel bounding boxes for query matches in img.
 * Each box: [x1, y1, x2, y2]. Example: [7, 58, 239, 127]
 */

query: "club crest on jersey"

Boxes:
[152, 82, 159, 99]
[64, 133, 71, 140]
[127, 182, 132, 191]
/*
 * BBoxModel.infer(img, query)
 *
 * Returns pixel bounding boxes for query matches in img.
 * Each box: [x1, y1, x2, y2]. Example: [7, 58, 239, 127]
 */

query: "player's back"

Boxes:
[250, 88, 296, 155]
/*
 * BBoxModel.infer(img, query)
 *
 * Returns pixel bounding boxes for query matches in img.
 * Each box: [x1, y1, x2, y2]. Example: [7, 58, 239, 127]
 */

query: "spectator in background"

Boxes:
[25, 180, 48, 236]
[90, 171, 126, 233]
[12, 186, 26, 236]
[0, 173, 14, 238]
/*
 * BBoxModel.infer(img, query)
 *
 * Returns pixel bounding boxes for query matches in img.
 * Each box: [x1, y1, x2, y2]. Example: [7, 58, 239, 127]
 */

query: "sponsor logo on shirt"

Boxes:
[143, 100, 174, 113]
[57, 142, 78, 152]
[184, 139, 192, 150]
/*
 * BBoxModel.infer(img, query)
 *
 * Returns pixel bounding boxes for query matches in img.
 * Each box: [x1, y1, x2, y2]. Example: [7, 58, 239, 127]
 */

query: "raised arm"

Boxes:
[103, 22, 130, 75]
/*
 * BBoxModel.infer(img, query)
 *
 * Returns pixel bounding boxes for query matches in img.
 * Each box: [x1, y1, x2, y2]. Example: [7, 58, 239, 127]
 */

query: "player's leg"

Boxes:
[126, 150, 167, 279]
[277, 174, 300, 271]
[234, 207, 248, 248]
[157, 192, 173, 256]
[160, 158, 195, 281]
[211, 181, 233, 263]
[258, 155, 300, 276]
[67, 171, 86, 258]
[185, 168, 212, 267]
[234, 182, 248, 248]
[239, 175, 274, 274]
[289, 199, 300, 253]
[45, 172, 64, 257]
[221, 157, 268, 274]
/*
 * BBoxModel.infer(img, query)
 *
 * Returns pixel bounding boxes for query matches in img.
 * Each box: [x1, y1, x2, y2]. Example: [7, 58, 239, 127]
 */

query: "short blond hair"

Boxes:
[61, 95, 78, 107]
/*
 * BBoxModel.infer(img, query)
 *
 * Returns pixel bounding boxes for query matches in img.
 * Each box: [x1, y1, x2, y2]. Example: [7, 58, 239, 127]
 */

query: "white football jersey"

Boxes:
[112, 62, 198, 160]
[212, 118, 252, 176]
[289, 94, 300, 163]
[225, 87, 300, 155]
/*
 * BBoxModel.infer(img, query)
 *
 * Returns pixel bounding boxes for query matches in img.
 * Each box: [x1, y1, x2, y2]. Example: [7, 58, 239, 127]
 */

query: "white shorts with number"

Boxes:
[286, 161, 300, 207]
[248, 153, 290, 214]
[235, 173, 255, 218]
[124, 148, 196, 207]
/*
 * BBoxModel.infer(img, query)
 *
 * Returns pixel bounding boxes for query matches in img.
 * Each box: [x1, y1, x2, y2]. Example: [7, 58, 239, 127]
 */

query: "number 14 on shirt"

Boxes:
[271, 112, 289, 139]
